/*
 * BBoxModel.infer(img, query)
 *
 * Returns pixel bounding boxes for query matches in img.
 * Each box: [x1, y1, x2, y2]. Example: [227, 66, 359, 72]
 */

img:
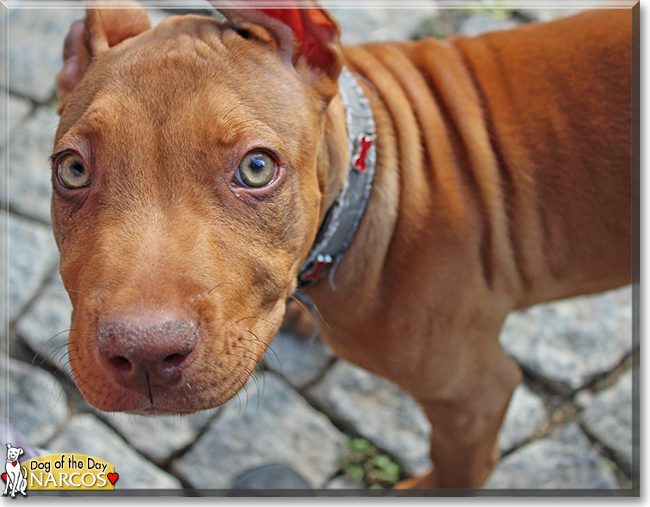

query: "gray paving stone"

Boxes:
[485, 423, 618, 489]
[0, 357, 69, 447]
[307, 360, 431, 477]
[173, 372, 345, 489]
[6, 106, 59, 224]
[8, 8, 84, 102]
[46, 414, 182, 490]
[15, 274, 72, 375]
[580, 369, 634, 472]
[7, 213, 59, 323]
[263, 331, 335, 390]
[500, 286, 632, 392]
[96, 408, 219, 465]
[498, 383, 547, 453]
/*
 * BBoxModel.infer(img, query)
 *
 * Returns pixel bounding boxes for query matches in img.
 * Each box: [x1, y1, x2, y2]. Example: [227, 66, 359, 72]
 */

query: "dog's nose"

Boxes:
[97, 318, 198, 389]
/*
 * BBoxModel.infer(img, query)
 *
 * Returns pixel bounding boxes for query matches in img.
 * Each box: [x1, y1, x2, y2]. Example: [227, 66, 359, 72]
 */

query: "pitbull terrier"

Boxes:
[52, 0, 632, 488]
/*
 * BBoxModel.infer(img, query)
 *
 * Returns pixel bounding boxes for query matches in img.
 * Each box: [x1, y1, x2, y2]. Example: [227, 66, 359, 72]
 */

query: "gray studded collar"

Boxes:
[297, 67, 377, 290]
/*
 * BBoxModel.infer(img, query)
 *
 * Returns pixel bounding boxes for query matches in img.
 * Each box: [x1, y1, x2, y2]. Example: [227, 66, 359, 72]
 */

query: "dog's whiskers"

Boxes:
[238, 336, 265, 353]
[39, 342, 68, 368]
[55, 348, 77, 372]
[247, 329, 283, 373]
[241, 327, 283, 373]
[237, 363, 260, 394]
[290, 291, 327, 340]
[47, 377, 68, 412]
[31, 329, 73, 366]
[205, 283, 225, 296]
[236, 315, 273, 326]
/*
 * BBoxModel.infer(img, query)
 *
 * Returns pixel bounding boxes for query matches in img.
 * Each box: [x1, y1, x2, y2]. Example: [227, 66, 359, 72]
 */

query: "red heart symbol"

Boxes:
[107, 473, 118, 485]
[1, 473, 6, 482]
[12, 462, 16, 466]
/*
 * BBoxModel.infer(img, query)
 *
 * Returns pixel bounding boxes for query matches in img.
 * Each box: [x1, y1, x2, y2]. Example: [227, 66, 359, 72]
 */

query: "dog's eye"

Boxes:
[58, 154, 90, 189]
[234, 27, 251, 40]
[235, 151, 276, 188]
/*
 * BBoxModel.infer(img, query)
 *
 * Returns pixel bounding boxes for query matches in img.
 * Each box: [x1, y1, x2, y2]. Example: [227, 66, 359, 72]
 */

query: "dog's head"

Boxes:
[52, 0, 345, 414]
[6, 444, 23, 463]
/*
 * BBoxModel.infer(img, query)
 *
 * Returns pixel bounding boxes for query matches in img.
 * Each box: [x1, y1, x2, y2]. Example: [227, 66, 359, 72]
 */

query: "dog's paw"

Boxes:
[394, 471, 438, 490]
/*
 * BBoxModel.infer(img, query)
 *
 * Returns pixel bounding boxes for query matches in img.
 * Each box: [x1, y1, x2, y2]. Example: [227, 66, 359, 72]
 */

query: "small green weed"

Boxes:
[340, 437, 403, 489]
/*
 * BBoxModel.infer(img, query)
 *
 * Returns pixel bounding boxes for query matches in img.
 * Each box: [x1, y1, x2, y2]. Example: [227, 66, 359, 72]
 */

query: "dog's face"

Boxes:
[6, 445, 23, 463]
[52, 3, 342, 414]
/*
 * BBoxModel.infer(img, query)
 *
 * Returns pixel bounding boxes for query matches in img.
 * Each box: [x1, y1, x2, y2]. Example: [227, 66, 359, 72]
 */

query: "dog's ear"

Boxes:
[6, 443, 10, 449]
[18, 449, 23, 456]
[56, 0, 151, 112]
[210, 0, 343, 105]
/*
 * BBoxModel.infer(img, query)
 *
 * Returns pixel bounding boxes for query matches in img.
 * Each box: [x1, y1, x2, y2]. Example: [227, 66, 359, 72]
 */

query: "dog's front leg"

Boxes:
[397, 338, 522, 489]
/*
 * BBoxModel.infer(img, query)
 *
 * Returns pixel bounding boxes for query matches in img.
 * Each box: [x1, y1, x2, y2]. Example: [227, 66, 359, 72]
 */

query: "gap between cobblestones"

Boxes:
[254, 353, 418, 482]
[579, 424, 632, 487]
[157, 410, 225, 470]
[169, 357, 412, 488]
[502, 353, 637, 484]
[4, 205, 51, 228]
[9, 335, 86, 417]
[587, 352, 636, 393]
[7, 260, 59, 331]
[517, 349, 635, 400]
[93, 408, 221, 491]
[5, 91, 44, 114]
[261, 352, 338, 393]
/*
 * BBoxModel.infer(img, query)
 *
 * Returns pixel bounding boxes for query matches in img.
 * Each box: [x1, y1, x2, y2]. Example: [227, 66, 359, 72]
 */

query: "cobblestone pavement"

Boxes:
[1, 1, 638, 495]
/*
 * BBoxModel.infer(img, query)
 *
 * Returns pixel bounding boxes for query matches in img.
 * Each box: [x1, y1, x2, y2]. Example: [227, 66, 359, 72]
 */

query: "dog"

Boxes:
[51, 0, 633, 489]
[3, 444, 27, 497]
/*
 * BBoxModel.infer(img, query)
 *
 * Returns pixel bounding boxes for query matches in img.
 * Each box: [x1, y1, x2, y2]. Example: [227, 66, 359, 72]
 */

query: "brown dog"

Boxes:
[52, 0, 632, 489]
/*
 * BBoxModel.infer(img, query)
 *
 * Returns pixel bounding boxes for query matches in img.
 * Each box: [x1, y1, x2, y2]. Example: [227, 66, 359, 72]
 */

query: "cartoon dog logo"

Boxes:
[3, 443, 27, 498]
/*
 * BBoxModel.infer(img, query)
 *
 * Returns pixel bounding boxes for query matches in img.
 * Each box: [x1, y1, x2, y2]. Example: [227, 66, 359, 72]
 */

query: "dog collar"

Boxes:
[297, 67, 377, 289]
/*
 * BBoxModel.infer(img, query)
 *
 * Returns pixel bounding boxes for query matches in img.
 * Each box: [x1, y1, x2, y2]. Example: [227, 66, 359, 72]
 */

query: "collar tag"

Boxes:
[352, 135, 373, 172]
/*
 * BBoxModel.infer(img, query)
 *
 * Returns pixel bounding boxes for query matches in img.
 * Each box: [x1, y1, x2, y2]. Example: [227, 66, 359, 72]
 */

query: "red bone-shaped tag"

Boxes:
[353, 136, 373, 172]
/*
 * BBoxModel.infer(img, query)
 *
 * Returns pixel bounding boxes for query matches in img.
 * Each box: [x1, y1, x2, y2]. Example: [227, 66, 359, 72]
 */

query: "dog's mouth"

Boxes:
[67, 300, 286, 414]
